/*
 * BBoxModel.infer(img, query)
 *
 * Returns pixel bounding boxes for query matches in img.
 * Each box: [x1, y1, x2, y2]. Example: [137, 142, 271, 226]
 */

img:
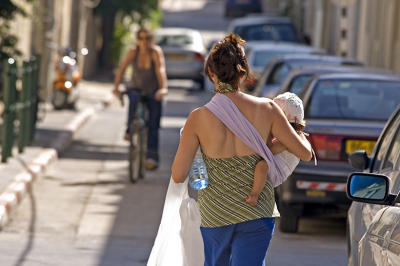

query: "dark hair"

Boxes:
[136, 27, 153, 41]
[205, 33, 250, 91]
[290, 122, 306, 132]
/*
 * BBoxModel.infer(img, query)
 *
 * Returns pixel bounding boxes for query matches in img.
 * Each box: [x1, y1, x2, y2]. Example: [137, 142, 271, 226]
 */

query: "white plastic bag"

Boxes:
[147, 177, 204, 266]
[180, 197, 204, 265]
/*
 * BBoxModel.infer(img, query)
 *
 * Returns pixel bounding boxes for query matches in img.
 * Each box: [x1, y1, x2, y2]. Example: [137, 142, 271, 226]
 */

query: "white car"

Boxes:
[154, 27, 206, 89]
[347, 105, 400, 266]
[242, 41, 323, 93]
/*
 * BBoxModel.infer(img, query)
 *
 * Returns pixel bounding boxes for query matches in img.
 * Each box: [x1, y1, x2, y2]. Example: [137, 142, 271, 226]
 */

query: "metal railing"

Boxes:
[1, 56, 40, 163]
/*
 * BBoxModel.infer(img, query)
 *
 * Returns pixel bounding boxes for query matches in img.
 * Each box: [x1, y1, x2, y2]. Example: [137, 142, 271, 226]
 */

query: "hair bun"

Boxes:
[205, 33, 250, 91]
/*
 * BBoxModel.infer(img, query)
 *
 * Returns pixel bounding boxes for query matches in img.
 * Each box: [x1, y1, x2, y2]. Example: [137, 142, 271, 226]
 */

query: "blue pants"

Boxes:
[200, 218, 275, 266]
[127, 88, 162, 162]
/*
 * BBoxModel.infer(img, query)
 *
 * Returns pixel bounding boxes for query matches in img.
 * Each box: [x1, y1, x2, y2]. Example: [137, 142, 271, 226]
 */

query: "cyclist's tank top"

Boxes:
[128, 46, 159, 96]
[198, 153, 279, 228]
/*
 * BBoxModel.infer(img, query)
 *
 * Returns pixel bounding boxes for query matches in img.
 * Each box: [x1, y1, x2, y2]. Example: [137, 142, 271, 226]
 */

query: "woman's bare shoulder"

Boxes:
[151, 44, 163, 54]
[242, 93, 275, 109]
[129, 45, 137, 52]
[188, 106, 210, 120]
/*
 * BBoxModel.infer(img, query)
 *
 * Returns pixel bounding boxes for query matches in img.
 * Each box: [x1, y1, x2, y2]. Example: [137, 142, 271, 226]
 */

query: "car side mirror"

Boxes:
[348, 151, 369, 170]
[346, 173, 397, 205]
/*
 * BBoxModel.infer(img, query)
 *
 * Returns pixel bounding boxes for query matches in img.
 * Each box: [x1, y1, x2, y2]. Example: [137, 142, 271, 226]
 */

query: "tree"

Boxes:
[0, 0, 33, 60]
[95, 0, 159, 73]
[0, 0, 33, 102]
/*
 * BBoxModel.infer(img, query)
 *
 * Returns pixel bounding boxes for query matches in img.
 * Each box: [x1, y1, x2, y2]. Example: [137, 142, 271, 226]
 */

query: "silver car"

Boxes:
[270, 65, 393, 98]
[347, 105, 400, 266]
[276, 72, 400, 233]
[252, 54, 363, 98]
[154, 27, 206, 89]
[243, 41, 323, 93]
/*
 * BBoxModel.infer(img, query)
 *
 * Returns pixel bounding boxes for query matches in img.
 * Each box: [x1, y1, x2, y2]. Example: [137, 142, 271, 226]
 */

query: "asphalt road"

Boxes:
[0, 84, 347, 266]
[0, 0, 348, 265]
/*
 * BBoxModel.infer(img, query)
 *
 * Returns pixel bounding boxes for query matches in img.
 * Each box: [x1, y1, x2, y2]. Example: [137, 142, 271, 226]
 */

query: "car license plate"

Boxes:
[168, 54, 186, 60]
[345, 140, 376, 155]
[306, 190, 326, 197]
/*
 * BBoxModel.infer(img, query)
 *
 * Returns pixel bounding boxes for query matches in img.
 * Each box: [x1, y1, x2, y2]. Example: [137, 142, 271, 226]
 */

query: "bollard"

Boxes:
[30, 55, 40, 143]
[18, 60, 32, 153]
[1, 59, 18, 163]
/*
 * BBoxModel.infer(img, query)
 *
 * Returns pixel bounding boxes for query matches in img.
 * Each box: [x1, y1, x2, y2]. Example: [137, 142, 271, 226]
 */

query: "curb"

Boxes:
[0, 106, 96, 229]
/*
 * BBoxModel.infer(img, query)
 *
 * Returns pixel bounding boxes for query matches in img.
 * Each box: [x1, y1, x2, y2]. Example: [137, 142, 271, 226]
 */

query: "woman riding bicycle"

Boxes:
[113, 27, 168, 170]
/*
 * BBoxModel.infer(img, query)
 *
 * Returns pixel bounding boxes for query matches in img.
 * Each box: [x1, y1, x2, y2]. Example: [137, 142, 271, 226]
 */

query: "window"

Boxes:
[155, 35, 193, 47]
[234, 23, 298, 43]
[269, 63, 290, 85]
[382, 124, 400, 171]
[306, 79, 400, 121]
[289, 74, 313, 95]
[372, 114, 400, 172]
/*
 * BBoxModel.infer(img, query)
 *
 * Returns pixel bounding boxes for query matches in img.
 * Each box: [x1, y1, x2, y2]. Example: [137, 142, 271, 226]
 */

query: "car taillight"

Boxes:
[194, 53, 203, 62]
[309, 134, 344, 161]
[245, 78, 257, 84]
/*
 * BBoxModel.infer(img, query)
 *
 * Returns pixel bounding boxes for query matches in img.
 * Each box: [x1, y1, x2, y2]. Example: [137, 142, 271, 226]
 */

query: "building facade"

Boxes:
[9, 0, 99, 101]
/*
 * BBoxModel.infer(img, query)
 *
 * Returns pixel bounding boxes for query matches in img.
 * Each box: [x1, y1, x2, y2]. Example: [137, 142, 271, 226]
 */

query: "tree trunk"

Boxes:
[99, 10, 117, 75]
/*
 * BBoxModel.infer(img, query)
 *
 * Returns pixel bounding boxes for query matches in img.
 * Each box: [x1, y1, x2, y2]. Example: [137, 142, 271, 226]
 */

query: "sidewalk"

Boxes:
[0, 80, 114, 229]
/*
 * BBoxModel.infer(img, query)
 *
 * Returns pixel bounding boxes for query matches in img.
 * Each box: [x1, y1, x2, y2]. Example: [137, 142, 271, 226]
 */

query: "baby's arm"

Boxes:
[269, 139, 287, 155]
[245, 160, 268, 206]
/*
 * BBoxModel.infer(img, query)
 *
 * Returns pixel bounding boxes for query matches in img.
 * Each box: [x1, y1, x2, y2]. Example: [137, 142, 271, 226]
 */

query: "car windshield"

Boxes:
[234, 23, 298, 42]
[288, 74, 313, 95]
[307, 79, 400, 120]
[253, 50, 307, 68]
[155, 34, 193, 47]
[268, 59, 323, 85]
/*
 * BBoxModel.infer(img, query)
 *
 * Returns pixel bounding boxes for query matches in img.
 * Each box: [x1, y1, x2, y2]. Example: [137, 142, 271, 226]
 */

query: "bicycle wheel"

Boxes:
[128, 127, 145, 183]
[138, 128, 147, 179]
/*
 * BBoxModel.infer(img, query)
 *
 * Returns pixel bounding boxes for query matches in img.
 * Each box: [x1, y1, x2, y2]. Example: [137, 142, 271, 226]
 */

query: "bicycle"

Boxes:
[121, 90, 148, 183]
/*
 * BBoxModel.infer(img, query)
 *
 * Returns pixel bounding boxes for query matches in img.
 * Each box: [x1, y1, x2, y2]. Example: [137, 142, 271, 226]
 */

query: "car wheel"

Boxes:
[278, 201, 300, 233]
[52, 90, 68, 110]
[196, 78, 205, 91]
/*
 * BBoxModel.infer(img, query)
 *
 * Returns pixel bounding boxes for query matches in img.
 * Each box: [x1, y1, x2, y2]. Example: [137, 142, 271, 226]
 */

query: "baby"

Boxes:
[245, 92, 308, 206]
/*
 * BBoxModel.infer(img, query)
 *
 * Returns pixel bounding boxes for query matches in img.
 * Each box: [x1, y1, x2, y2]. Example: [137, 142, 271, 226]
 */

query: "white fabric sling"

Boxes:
[205, 93, 289, 187]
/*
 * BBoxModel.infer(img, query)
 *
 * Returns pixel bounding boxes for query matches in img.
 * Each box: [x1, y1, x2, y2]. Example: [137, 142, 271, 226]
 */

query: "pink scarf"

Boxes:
[205, 93, 287, 187]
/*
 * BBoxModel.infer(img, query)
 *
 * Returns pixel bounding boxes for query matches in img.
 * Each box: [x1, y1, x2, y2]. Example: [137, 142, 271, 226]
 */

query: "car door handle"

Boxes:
[382, 230, 391, 249]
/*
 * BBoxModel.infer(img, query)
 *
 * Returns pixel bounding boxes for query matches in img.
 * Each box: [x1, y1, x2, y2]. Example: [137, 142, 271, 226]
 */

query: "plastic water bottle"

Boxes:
[189, 150, 209, 190]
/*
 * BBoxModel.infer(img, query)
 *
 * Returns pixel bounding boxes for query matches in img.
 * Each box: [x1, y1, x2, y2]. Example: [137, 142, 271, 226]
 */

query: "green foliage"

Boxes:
[95, 0, 159, 22]
[110, 21, 132, 65]
[0, 0, 33, 60]
[148, 7, 163, 29]
[97, 0, 160, 68]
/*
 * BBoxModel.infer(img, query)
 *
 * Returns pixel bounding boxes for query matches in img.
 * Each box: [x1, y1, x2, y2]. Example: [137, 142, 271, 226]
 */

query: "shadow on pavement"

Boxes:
[13, 188, 37, 266]
[59, 140, 128, 161]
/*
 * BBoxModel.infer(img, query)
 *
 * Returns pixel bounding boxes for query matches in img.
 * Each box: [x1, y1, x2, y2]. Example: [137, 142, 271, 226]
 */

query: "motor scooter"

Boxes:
[52, 47, 87, 109]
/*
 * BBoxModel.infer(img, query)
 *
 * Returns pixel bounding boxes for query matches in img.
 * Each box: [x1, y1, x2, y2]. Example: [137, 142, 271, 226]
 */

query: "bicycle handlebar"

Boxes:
[119, 89, 147, 107]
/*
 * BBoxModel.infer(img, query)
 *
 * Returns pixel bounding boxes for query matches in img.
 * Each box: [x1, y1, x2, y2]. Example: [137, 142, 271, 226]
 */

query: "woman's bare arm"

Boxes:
[172, 109, 200, 183]
[113, 46, 135, 94]
[152, 46, 168, 101]
[271, 102, 312, 161]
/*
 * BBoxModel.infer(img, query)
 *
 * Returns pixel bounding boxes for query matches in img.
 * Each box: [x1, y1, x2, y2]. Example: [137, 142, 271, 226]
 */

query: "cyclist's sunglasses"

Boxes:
[138, 35, 152, 41]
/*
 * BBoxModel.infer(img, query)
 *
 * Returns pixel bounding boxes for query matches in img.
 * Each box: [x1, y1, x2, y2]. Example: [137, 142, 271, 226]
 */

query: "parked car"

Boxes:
[270, 65, 392, 99]
[227, 15, 303, 43]
[276, 72, 400, 233]
[346, 105, 400, 266]
[153, 27, 206, 89]
[252, 54, 363, 98]
[224, 0, 262, 18]
[243, 41, 324, 93]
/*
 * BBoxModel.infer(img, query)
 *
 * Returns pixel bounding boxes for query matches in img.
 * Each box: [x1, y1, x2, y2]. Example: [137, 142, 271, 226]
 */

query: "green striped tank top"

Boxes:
[198, 153, 280, 228]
